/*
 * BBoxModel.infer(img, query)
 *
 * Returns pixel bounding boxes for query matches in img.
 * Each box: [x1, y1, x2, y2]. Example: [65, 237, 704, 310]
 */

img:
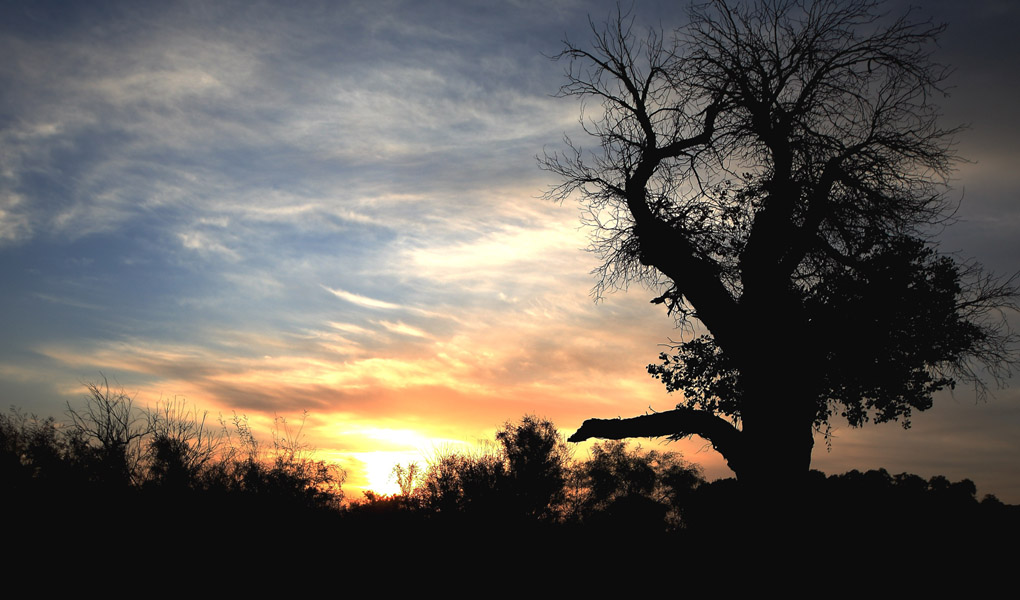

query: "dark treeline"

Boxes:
[3, 380, 345, 563]
[4, 382, 1018, 572]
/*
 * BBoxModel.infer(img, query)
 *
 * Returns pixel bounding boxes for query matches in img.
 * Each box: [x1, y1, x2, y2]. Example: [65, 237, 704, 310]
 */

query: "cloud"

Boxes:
[0, 192, 32, 244]
[322, 286, 403, 311]
[377, 320, 429, 339]
[177, 231, 241, 261]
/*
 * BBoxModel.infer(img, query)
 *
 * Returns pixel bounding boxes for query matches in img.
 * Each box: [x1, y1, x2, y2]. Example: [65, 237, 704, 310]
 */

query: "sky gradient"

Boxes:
[2, 0, 1018, 500]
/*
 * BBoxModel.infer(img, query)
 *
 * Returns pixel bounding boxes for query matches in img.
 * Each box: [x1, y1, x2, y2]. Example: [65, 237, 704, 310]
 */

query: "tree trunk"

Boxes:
[569, 394, 817, 532]
[733, 359, 818, 534]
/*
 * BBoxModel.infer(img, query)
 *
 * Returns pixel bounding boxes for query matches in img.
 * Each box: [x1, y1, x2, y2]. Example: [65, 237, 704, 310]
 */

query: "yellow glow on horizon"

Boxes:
[350, 451, 421, 496]
[319, 424, 489, 498]
[356, 427, 432, 447]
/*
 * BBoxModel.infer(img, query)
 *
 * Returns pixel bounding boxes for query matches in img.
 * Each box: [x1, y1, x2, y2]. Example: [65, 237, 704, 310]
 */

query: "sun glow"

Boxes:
[353, 451, 422, 496]
[336, 427, 436, 496]
[332, 427, 486, 498]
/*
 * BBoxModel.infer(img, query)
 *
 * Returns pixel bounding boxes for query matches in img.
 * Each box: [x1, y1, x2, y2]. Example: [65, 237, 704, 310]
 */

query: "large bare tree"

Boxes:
[543, 0, 1016, 493]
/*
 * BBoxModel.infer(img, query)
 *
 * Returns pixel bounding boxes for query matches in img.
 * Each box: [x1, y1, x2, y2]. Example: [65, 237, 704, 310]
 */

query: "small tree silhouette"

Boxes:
[66, 375, 149, 486]
[572, 441, 703, 531]
[416, 443, 504, 517]
[146, 396, 220, 489]
[214, 411, 345, 511]
[414, 415, 571, 521]
[391, 462, 421, 498]
[496, 414, 571, 520]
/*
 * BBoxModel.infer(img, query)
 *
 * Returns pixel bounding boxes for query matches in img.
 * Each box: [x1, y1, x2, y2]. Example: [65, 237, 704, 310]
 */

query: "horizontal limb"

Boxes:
[569, 407, 744, 475]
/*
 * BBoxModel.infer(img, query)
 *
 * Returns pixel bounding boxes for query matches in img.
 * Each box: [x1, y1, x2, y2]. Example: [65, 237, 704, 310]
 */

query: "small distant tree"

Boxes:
[572, 441, 703, 530]
[1, 408, 74, 487]
[496, 414, 572, 520]
[391, 462, 421, 497]
[146, 397, 220, 489]
[66, 376, 149, 485]
[416, 444, 505, 516]
[213, 411, 345, 511]
[414, 415, 572, 521]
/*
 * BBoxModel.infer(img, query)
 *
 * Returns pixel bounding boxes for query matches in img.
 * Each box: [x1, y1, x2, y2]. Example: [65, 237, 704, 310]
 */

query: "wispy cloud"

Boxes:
[377, 320, 429, 339]
[32, 293, 105, 311]
[322, 286, 402, 311]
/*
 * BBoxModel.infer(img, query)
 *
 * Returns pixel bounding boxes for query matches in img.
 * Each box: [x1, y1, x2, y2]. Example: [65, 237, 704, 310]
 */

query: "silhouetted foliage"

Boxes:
[497, 414, 572, 519]
[799, 468, 1003, 543]
[66, 376, 150, 486]
[145, 397, 219, 489]
[5, 398, 1018, 562]
[5, 382, 346, 539]
[210, 411, 345, 512]
[571, 441, 703, 532]
[416, 445, 505, 517]
[391, 462, 421, 498]
[1, 408, 80, 491]
[547, 0, 1018, 494]
[413, 415, 572, 523]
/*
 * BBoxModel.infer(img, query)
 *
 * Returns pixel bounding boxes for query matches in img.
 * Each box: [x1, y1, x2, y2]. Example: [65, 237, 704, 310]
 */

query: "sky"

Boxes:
[2, 0, 1018, 501]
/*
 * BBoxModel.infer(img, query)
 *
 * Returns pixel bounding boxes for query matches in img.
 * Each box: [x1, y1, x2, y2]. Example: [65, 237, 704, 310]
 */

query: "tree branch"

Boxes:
[569, 407, 745, 474]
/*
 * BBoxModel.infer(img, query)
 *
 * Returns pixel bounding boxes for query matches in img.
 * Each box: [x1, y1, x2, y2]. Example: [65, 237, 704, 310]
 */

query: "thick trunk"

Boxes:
[736, 406, 814, 492]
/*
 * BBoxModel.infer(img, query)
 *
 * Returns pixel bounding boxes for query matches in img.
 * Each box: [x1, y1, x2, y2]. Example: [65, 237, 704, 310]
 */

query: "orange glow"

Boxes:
[348, 451, 420, 496]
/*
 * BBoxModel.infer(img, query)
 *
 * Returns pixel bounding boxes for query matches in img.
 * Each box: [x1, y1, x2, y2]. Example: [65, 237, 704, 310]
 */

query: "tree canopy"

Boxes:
[544, 0, 1017, 487]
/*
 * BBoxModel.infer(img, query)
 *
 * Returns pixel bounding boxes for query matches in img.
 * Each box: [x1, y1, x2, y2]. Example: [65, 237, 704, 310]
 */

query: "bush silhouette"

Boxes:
[66, 377, 149, 486]
[414, 415, 571, 522]
[497, 414, 571, 520]
[571, 440, 704, 532]
[145, 397, 220, 490]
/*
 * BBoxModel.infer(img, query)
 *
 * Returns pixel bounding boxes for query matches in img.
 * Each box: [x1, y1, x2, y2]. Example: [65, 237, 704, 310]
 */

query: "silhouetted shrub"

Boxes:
[5, 382, 347, 538]
[1, 408, 80, 491]
[391, 462, 421, 498]
[209, 412, 345, 512]
[145, 397, 220, 490]
[497, 414, 571, 520]
[571, 440, 704, 532]
[415, 444, 504, 517]
[66, 377, 150, 486]
[413, 415, 571, 522]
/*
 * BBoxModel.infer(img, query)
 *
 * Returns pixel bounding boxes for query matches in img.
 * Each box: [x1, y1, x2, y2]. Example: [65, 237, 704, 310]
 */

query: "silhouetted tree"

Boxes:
[220, 412, 345, 511]
[145, 397, 219, 489]
[414, 415, 571, 521]
[415, 444, 506, 517]
[572, 440, 703, 531]
[496, 414, 571, 520]
[1, 408, 80, 491]
[391, 462, 421, 498]
[546, 0, 1017, 496]
[66, 376, 150, 485]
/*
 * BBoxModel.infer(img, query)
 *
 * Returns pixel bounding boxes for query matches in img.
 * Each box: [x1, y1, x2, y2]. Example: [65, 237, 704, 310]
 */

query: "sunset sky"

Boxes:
[2, 0, 1018, 501]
